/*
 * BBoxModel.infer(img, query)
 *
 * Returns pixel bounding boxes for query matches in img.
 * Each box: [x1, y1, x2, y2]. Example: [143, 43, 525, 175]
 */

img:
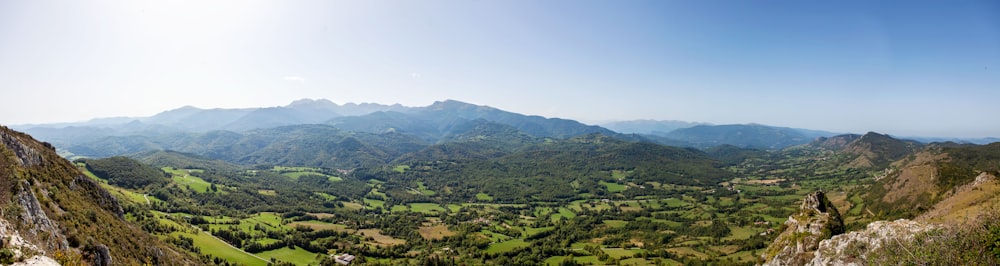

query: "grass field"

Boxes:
[611, 170, 630, 179]
[723, 226, 761, 241]
[486, 239, 528, 255]
[476, 192, 494, 201]
[410, 203, 446, 214]
[166, 167, 213, 193]
[603, 220, 627, 228]
[619, 258, 658, 265]
[600, 181, 627, 192]
[416, 181, 436, 196]
[288, 220, 348, 232]
[550, 207, 576, 223]
[418, 225, 455, 240]
[603, 248, 636, 259]
[358, 229, 406, 246]
[314, 192, 337, 201]
[342, 202, 364, 210]
[393, 165, 410, 173]
[255, 247, 322, 265]
[544, 255, 601, 266]
[662, 198, 688, 208]
[524, 226, 554, 237]
[666, 247, 709, 260]
[235, 212, 284, 232]
[364, 198, 386, 208]
[171, 230, 268, 266]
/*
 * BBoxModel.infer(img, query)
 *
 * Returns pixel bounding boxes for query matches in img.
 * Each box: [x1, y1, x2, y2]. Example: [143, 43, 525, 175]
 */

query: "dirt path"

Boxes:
[143, 194, 150, 205]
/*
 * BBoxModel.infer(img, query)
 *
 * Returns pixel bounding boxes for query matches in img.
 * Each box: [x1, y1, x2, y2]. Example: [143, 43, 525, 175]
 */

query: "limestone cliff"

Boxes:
[0, 125, 199, 265]
[807, 219, 938, 266]
[762, 191, 844, 265]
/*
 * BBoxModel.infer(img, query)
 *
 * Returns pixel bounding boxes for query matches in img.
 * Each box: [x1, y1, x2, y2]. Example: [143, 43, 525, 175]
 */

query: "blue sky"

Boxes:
[1, 0, 998, 137]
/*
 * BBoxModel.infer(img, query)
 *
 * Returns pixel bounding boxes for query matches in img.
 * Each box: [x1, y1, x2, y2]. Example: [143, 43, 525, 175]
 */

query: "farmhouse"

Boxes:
[333, 253, 355, 265]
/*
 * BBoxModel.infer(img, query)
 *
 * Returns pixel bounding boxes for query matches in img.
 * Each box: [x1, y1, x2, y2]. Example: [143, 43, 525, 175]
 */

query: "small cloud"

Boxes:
[284, 76, 306, 83]
[410, 73, 422, 79]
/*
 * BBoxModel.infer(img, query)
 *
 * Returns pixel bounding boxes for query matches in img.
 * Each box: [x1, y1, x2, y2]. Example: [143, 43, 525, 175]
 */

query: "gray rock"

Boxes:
[807, 219, 938, 266]
[91, 244, 112, 266]
[15, 180, 69, 251]
[762, 191, 844, 265]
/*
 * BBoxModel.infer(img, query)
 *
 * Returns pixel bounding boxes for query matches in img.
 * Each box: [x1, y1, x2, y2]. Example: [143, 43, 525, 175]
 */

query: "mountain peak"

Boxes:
[428, 99, 490, 110]
[287, 98, 337, 107]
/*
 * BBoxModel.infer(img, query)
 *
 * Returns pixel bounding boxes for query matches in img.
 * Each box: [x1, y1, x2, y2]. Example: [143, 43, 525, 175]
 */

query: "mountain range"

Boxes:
[5, 99, 884, 156]
[2, 98, 1000, 265]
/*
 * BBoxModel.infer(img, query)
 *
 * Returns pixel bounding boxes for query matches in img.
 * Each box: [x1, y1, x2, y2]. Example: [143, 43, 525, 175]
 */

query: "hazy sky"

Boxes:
[1, 1, 998, 137]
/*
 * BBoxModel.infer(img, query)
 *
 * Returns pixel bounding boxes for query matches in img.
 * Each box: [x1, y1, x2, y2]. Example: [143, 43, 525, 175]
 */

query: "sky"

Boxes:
[1, 0, 998, 138]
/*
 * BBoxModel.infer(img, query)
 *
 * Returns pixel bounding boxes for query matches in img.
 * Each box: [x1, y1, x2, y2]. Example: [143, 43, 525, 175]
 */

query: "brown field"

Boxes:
[288, 221, 350, 232]
[358, 229, 406, 246]
[666, 247, 709, 259]
[418, 225, 456, 240]
[744, 179, 784, 185]
[709, 245, 741, 254]
[827, 191, 852, 216]
[341, 202, 364, 210]
[620, 206, 643, 212]
[306, 212, 335, 219]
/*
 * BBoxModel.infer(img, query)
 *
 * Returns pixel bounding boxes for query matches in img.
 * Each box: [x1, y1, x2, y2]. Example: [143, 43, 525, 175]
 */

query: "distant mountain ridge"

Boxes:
[661, 123, 839, 149]
[600, 119, 708, 135]
[18, 99, 616, 148]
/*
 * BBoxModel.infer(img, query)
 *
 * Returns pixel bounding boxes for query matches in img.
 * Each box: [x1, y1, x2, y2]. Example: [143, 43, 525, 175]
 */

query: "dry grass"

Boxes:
[358, 229, 406, 246]
[917, 173, 999, 223]
[745, 179, 785, 185]
[666, 247, 709, 260]
[418, 225, 455, 240]
[827, 191, 852, 217]
[288, 221, 350, 232]
[709, 245, 741, 254]
[882, 151, 950, 204]
[869, 209, 1000, 266]
[306, 212, 336, 219]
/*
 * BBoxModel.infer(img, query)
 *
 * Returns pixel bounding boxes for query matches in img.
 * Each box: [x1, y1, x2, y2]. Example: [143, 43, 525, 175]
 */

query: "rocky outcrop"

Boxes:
[14, 180, 68, 251]
[807, 219, 937, 266]
[0, 129, 49, 167]
[89, 244, 112, 266]
[0, 219, 59, 266]
[762, 191, 844, 265]
[0, 126, 200, 265]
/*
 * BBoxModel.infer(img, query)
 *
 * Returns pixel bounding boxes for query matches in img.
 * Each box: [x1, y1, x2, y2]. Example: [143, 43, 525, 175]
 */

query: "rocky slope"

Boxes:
[763, 165, 1000, 265]
[762, 191, 844, 265]
[807, 219, 938, 266]
[0, 126, 198, 265]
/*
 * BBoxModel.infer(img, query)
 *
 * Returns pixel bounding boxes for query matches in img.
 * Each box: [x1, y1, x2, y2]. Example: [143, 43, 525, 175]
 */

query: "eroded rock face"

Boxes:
[0, 129, 49, 167]
[762, 191, 844, 266]
[91, 244, 112, 266]
[807, 219, 937, 266]
[15, 180, 69, 251]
